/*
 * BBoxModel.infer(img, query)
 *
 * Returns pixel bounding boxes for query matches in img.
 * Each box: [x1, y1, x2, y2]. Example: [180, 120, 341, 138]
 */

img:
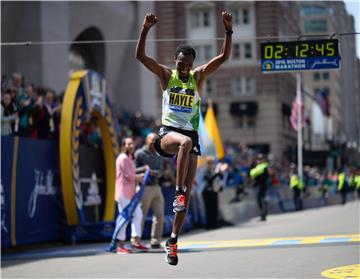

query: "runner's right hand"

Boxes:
[143, 13, 157, 29]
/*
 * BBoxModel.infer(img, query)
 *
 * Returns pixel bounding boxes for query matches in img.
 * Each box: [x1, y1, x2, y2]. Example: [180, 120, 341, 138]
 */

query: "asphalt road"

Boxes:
[2, 201, 359, 279]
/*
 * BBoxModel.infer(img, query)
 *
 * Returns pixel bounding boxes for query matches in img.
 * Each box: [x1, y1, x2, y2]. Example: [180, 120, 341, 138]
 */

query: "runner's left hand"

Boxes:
[222, 11, 233, 31]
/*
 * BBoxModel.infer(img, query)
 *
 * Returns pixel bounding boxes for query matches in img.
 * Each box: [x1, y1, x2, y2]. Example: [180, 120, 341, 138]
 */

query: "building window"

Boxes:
[304, 19, 327, 33]
[203, 11, 210, 27]
[204, 45, 212, 60]
[313, 72, 320, 81]
[244, 77, 255, 95]
[234, 116, 244, 128]
[191, 11, 200, 27]
[231, 43, 254, 61]
[233, 115, 255, 128]
[233, 10, 240, 25]
[301, 5, 328, 16]
[193, 45, 213, 63]
[231, 77, 242, 96]
[282, 114, 290, 129]
[247, 116, 256, 128]
[233, 43, 241, 60]
[323, 72, 329, 80]
[231, 77, 255, 96]
[242, 9, 249, 24]
[228, 6, 251, 26]
[244, 43, 252, 59]
[191, 10, 212, 28]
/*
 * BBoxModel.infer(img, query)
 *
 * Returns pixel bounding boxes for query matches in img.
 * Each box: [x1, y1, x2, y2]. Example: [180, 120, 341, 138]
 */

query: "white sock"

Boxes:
[171, 232, 177, 238]
[176, 185, 187, 192]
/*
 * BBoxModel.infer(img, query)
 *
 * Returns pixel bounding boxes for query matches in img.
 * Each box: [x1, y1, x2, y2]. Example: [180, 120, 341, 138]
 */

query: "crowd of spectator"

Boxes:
[1, 73, 62, 139]
[220, 141, 359, 199]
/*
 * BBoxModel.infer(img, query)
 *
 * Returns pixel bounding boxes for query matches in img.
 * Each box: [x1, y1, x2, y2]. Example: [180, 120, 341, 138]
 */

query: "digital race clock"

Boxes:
[260, 39, 340, 72]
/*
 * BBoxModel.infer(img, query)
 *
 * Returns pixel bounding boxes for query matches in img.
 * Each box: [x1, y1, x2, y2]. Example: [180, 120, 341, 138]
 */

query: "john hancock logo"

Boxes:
[28, 169, 58, 218]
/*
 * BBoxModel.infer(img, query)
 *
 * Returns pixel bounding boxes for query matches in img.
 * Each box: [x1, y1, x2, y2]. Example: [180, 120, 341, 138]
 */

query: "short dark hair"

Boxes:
[174, 45, 196, 60]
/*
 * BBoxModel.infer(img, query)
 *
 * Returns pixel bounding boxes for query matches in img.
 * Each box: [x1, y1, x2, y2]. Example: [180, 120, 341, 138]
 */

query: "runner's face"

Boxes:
[174, 52, 194, 81]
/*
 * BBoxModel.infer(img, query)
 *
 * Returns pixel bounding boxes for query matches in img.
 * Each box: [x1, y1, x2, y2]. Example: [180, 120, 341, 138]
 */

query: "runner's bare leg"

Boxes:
[160, 132, 192, 187]
[172, 154, 198, 234]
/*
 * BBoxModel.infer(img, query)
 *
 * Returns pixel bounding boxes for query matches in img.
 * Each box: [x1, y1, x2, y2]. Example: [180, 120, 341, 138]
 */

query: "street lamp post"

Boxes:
[296, 73, 303, 186]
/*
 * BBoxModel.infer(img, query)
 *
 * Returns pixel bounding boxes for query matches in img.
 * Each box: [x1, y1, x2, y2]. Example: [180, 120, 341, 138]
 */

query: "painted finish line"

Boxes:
[2, 234, 358, 261]
[178, 234, 360, 250]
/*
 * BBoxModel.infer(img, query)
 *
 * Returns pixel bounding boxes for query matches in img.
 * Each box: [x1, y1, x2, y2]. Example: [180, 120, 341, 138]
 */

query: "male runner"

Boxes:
[136, 11, 232, 265]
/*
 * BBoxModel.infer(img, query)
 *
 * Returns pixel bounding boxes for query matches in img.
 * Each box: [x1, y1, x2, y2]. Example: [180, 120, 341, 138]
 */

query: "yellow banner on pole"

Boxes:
[204, 99, 224, 160]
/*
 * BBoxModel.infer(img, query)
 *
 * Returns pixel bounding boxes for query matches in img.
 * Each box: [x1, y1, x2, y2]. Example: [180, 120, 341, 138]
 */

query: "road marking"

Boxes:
[178, 234, 360, 250]
[321, 264, 360, 279]
[2, 234, 359, 261]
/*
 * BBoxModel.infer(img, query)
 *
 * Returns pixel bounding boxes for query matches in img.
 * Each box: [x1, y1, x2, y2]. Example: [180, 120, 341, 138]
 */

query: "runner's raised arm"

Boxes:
[135, 13, 171, 90]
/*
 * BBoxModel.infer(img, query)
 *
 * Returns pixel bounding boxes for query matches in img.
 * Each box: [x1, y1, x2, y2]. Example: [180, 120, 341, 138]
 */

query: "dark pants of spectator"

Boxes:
[340, 188, 347, 204]
[203, 190, 218, 229]
[293, 188, 303, 210]
[321, 189, 329, 206]
[257, 185, 268, 220]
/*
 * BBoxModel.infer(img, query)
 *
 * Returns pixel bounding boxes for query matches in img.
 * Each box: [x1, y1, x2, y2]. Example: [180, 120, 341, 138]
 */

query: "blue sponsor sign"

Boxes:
[1, 137, 14, 247]
[1, 136, 63, 247]
[261, 57, 340, 72]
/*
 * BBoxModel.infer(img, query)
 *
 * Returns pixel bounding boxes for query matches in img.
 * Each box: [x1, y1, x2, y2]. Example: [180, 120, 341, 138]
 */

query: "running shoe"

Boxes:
[131, 242, 149, 252]
[105, 240, 118, 253]
[173, 187, 186, 213]
[116, 247, 132, 254]
[165, 239, 178, 265]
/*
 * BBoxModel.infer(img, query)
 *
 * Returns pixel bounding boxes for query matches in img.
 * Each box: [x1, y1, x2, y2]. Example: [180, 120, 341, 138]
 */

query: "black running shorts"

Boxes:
[154, 125, 201, 157]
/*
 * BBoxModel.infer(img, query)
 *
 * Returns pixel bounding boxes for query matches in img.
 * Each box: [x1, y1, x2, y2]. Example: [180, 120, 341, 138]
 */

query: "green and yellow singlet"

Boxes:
[162, 70, 201, 131]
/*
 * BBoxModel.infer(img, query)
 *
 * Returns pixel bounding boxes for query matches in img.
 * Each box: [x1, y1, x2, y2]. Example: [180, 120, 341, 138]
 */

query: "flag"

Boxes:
[290, 96, 306, 131]
[315, 90, 330, 117]
[204, 100, 225, 159]
[198, 109, 216, 157]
